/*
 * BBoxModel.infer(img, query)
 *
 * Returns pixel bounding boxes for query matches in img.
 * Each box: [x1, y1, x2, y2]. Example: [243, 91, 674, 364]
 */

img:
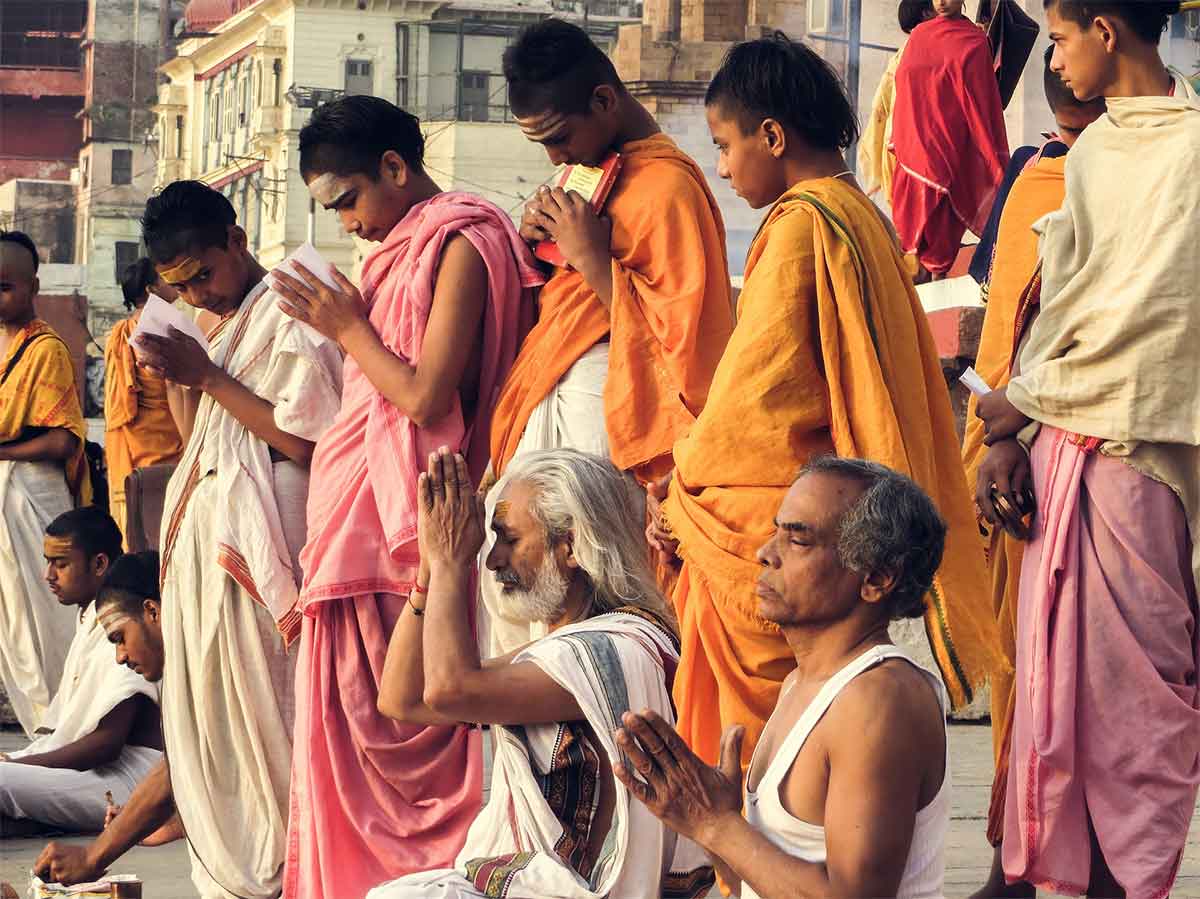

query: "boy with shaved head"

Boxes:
[483, 19, 734, 652]
[0, 230, 89, 736]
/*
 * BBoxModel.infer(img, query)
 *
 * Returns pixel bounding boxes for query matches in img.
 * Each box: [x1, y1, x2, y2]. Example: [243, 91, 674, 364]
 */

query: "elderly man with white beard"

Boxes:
[371, 446, 716, 899]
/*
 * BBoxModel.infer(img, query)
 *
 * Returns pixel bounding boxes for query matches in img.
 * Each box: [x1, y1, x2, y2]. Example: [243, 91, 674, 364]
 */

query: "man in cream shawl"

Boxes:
[975, 3, 1200, 895]
[120, 181, 340, 899]
[370, 448, 714, 899]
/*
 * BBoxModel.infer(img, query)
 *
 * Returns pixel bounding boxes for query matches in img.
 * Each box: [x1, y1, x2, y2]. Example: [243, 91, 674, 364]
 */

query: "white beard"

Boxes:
[496, 553, 568, 625]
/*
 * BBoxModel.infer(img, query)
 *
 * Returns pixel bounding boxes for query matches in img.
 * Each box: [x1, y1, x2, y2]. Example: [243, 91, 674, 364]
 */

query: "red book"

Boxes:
[534, 151, 623, 268]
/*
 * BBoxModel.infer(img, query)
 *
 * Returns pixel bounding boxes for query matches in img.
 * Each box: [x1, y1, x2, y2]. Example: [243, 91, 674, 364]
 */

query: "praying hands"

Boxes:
[614, 709, 745, 848]
[417, 447, 486, 569]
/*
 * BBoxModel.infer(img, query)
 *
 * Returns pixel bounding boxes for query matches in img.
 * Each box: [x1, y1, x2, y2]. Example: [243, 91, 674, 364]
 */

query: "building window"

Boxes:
[175, 115, 184, 158]
[458, 70, 490, 122]
[81, 156, 89, 188]
[111, 149, 132, 185]
[114, 241, 140, 283]
[395, 25, 409, 108]
[345, 59, 373, 97]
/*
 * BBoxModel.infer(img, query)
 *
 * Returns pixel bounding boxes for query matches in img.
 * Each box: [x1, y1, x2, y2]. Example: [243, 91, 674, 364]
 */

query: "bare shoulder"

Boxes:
[436, 232, 485, 278]
[825, 659, 944, 757]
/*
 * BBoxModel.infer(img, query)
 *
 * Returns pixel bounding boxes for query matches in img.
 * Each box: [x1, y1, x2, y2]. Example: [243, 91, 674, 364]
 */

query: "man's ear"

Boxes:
[860, 569, 898, 607]
[380, 150, 411, 188]
[1093, 14, 1119, 54]
[227, 224, 250, 253]
[144, 599, 160, 623]
[556, 531, 581, 571]
[591, 84, 619, 115]
[761, 118, 788, 159]
[92, 552, 111, 580]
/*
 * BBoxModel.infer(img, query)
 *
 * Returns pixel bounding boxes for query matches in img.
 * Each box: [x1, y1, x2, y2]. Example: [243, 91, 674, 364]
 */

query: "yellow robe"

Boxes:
[104, 316, 184, 540]
[858, 46, 904, 201]
[663, 178, 1000, 767]
[0, 319, 89, 502]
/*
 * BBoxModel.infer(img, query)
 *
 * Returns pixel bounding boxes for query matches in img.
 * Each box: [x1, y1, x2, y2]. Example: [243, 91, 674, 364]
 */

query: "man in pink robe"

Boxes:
[975, 3, 1200, 895]
[272, 96, 541, 899]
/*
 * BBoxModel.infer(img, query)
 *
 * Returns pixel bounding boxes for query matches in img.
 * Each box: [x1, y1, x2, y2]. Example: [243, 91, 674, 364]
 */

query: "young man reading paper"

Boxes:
[270, 95, 540, 899]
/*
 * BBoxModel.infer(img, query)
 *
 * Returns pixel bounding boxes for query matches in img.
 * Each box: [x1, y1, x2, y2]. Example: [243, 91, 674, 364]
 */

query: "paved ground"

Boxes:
[3, 725, 1199, 897]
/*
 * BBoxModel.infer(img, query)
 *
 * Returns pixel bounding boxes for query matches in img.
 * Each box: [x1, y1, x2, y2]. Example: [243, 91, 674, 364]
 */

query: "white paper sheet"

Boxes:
[959, 366, 992, 397]
[127, 295, 209, 358]
[269, 241, 340, 293]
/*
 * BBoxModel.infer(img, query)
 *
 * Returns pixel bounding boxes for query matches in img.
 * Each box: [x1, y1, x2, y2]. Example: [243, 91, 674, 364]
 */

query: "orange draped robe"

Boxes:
[663, 178, 1001, 767]
[489, 133, 734, 483]
[104, 316, 184, 540]
[960, 155, 1066, 845]
[0, 319, 89, 503]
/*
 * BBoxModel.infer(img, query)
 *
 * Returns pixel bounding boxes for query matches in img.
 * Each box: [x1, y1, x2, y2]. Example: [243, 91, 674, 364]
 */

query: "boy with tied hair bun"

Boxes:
[272, 93, 541, 899]
[647, 32, 999, 774]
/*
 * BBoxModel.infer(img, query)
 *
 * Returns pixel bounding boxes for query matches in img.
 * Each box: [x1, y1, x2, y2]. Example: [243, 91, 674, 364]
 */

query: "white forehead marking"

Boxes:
[98, 608, 134, 632]
[517, 112, 568, 141]
[308, 173, 349, 207]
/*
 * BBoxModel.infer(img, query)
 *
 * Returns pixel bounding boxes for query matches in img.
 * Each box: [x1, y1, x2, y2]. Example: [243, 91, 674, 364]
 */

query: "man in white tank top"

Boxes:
[616, 456, 951, 898]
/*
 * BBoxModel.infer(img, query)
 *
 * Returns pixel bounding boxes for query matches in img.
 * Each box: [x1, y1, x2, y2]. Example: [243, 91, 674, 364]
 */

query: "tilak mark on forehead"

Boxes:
[517, 112, 568, 142]
[43, 536, 75, 558]
[309, 173, 351, 208]
[98, 606, 136, 632]
[159, 256, 203, 285]
[494, 500, 512, 523]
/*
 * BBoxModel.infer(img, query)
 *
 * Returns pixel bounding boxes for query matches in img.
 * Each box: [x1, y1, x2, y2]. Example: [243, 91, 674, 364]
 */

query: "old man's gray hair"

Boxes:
[504, 449, 674, 625]
[800, 456, 946, 619]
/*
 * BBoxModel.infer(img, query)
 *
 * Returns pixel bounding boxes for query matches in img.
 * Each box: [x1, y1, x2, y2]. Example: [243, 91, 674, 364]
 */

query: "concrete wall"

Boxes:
[0, 180, 77, 265]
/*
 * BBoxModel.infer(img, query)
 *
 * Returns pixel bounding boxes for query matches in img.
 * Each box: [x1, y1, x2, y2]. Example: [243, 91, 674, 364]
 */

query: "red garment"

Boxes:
[890, 14, 1010, 274]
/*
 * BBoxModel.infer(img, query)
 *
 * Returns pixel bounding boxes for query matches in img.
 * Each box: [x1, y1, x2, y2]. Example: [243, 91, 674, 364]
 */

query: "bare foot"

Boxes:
[140, 812, 184, 846]
[968, 846, 1035, 899]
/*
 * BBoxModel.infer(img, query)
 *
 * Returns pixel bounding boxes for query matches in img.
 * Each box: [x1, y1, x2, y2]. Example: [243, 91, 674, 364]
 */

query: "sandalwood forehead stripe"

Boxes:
[517, 112, 567, 141]
[159, 256, 203, 284]
[43, 536, 74, 557]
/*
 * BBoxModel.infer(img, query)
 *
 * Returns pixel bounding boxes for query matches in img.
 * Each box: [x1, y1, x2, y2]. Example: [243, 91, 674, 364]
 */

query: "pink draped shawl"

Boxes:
[299, 192, 542, 605]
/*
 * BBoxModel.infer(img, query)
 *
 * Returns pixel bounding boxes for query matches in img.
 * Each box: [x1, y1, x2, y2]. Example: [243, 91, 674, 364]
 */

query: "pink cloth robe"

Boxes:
[1004, 426, 1200, 897]
[285, 192, 542, 899]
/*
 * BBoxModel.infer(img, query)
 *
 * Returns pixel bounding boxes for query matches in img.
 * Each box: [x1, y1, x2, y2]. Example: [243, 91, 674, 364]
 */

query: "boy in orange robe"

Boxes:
[484, 18, 734, 652]
[104, 258, 184, 543]
[649, 34, 1000, 768]
[960, 49, 1104, 899]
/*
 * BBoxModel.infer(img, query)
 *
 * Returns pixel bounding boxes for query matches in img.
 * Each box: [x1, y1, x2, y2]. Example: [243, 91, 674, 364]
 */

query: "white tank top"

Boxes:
[742, 644, 949, 899]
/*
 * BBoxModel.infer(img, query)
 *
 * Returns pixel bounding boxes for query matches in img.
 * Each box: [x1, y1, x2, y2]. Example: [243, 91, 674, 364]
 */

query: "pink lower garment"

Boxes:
[1004, 427, 1200, 897]
[284, 594, 482, 899]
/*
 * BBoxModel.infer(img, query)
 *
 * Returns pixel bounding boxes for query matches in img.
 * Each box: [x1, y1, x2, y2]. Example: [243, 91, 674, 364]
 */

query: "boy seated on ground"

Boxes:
[35, 551, 182, 884]
[0, 508, 161, 838]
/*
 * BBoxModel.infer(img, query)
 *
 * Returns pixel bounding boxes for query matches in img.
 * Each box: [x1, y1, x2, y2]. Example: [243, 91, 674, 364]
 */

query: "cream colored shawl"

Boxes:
[1008, 72, 1200, 443]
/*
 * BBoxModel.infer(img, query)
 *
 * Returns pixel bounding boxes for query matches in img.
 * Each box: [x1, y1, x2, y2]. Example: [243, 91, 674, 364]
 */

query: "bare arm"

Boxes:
[335, 236, 487, 428]
[164, 382, 198, 445]
[0, 427, 78, 463]
[10, 698, 141, 771]
[137, 330, 315, 467]
[378, 448, 583, 727]
[34, 758, 174, 885]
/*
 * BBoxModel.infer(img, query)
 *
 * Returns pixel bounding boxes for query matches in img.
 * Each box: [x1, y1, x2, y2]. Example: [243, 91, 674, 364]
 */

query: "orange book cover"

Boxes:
[534, 151, 623, 268]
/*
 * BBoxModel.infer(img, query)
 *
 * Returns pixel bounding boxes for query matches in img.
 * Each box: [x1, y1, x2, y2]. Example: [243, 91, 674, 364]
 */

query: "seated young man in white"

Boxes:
[0, 508, 161, 838]
[617, 456, 951, 899]
[368, 447, 714, 899]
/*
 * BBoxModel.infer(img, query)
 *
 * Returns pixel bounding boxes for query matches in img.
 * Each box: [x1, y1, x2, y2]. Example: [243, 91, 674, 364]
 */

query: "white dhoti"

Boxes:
[0, 460, 78, 735]
[367, 611, 714, 899]
[0, 745, 161, 832]
[161, 465, 306, 899]
[478, 344, 609, 655]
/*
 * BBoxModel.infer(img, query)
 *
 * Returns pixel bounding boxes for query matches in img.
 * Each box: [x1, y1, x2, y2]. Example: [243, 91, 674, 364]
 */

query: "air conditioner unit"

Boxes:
[809, 0, 831, 33]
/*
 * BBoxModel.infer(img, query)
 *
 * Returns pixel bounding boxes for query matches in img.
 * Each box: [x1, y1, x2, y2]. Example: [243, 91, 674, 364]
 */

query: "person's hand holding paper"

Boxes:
[271, 242, 367, 348]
